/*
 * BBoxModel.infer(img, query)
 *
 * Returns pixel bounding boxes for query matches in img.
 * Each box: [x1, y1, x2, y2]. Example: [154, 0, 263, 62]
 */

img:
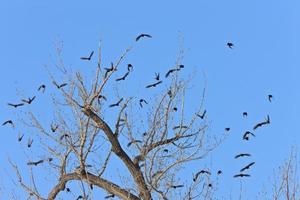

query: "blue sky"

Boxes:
[0, 0, 299, 199]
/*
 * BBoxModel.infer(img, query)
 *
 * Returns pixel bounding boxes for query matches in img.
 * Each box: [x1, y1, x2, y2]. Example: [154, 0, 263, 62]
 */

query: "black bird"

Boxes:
[116, 71, 130, 81]
[235, 153, 251, 159]
[60, 134, 70, 140]
[139, 99, 148, 108]
[179, 64, 184, 69]
[136, 33, 152, 41]
[233, 173, 250, 178]
[38, 84, 46, 93]
[171, 184, 184, 189]
[173, 107, 178, 111]
[109, 98, 123, 107]
[243, 131, 255, 140]
[52, 81, 67, 89]
[146, 80, 162, 88]
[208, 183, 213, 188]
[22, 96, 36, 104]
[27, 138, 33, 148]
[243, 112, 248, 117]
[227, 42, 234, 49]
[98, 95, 107, 104]
[104, 63, 115, 78]
[18, 133, 24, 142]
[80, 51, 94, 60]
[76, 195, 83, 200]
[51, 124, 58, 132]
[225, 127, 230, 131]
[173, 125, 188, 130]
[217, 170, 222, 175]
[253, 115, 270, 130]
[7, 103, 24, 108]
[48, 157, 53, 162]
[165, 69, 178, 78]
[163, 149, 169, 153]
[127, 140, 142, 147]
[66, 187, 71, 192]
[2, 120, 14, 127]
[105, 194, 115, 199]
[268, 94, 273, 102]
[167, 90, 172, 98]
[193, 170, 211, 182]
[197, 110, 207, 119]
[240, 162, 255, 172]
[127, 64, 133, 71]
[27, 159, 44, 166]
[155, 73, 160, 81]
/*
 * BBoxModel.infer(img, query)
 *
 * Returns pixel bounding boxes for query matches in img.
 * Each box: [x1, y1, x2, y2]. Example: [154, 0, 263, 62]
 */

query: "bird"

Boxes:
[268, 94, 273, 102]
[115, 71, 130, 81]
[22, 96, 36, 104]
[193, 170, 211, 182]
[170, 184, 184, 189]
[104, 63, 115, 78]
[243, 131, 255, 140]
[235, 153, 251, 159]
[38, 84, 46, 93]
[80, 51, 94, 60]
[127, 140, 142, 147]
[51, 124, 59, 132]
[173, 107, 178, 111]
[165, 68, 178, 78]
[7, 103, 24, 108]
[60, 134, 70, 140]
[240, 162, 255, 172]
[163, 149, 169, 153]
[225, 127, 230, 131]
[217, 170, 222, 175]
[167, 90, 172, 98]
[2, 120, 14, 127]
[243, 112, 248, 117]
[66, 187, 71, 192]
[208, 183, 213, 188]
[76, 195, 83, 200]
[109, 98, 123, 107]
[233, 173, 250, 178]
[48, 157, 53, 162]
[98, 95, 107, 104]
[52, 81, 67, 89]
[127, 64, 133, 71]
[136, 33, 152, 41]
[105, 194, 115, 199]
[155, 73, 160, 81]
[173, 125, 188, 130]
[27, 138, 33, 148]
[197, 110, 207, 119]
[18, 133, 24, 142]
[227, 42, 234, 49]
[179, 64, 184, 69]
[27, 159, 44, 166]
[146, 80, 162, 88]
[139, 99, 148, 108]
[253, 115, 270, 130]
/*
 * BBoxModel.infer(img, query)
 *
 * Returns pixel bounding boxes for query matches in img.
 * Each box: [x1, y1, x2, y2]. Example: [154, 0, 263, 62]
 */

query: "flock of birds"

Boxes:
[2, 33, 274, 198]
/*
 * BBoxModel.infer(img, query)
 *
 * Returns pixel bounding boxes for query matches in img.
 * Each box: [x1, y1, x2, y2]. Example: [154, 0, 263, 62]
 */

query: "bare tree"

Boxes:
[7, 41, 223, 200]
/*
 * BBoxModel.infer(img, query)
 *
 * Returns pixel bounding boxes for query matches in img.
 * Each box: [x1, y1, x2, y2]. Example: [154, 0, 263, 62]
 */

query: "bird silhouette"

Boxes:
[22, 96, 36, 104]
[7, 103, 24, 108]
[163, 149, 169, 153]
[227, 42, 234, 49]
[171, 184, 184, 189]
[2, 120, 14, 128]
[233, 173, 250, 178]
[38, 84, 46, 93]
[97, 95, 107, 104]
[197, 110, 207, 119]
[208, 183, 213, 188]
[240, 162, 255, 172]
[173, 107, 178, 111]
[66, 187, 71, 192]
[115, 71, 130, 81]
[18, 133, 24, 142]
[235, 153, 251, 159]
[268, 94, 273, 102]
[27, 138, 33, 148]
[60, 134, 70, 140]
[146, 80, 162, 88]
[217, 170, 222, 175]
[243, 131, 255, 140]
[127, 64, 133, 71]
[193, 170, 211, 182]
[243, 112, 248, 117]
[104, 63, 115, 78]
[105, 194, 115, 199]
[48, 157, 53, 162]
[173, 125, 188, 130]
[52, 81, 67, 89]
[253, 115, 270, 130]
[127, 140, 142, 147]
[225, 127, 230, 131]
[80, 51, 94, 60]
[139, 99, 148, 108]
[51, 124, 59, 132]
[155, 73, 160, 81]
[27, 159, 44, 166]
[109, 98, 123, 107]
[165, 68, 178, 78]
[136, 33, 152, 41]
[76, 195, 83, 200]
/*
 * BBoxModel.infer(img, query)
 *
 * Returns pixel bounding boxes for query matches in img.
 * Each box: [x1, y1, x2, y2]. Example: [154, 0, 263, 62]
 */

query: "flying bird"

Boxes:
[163, 149, 169, 153]
[27, 138, 33, 148]
[7, 103, 24, 108]
[173, 125, 188, 130]
[170, 184, 184, 189]
[52, 81, 67, 89]
[235, 153, 251, 159]
[217, 170, 222, 175]
[146, 80, 162, 88]
[76, 195, 83, 200]
[127, 139, 142, 147]
[173, 107, 178, 111]
[98, 95, 107, 104]
[253, 115, 270, 130]
[109, 98, 123, 107]
[2, 120, 14, 127]
[233, 173, 250, 178]
[66, 187, 71, 192]
[60, 134, 70, 140]
[197, 110, 207, 119]
[165, 68, 178, 78]
[243, 112, 248, 117]
[105, 194, 115, 199]
[155, 73, 160, 81]
[225, 127, 230, 131]
[38, 84, 46, 93]
[104, 63, 115, 78]
[22, 96, 36, 104]
[139, 99, 148, 108]
[115, 71, 130, 81]
[136, 33, 152, 41]
[240, 162, 255, 172]
[268, 94, 273, 102]
[243, 131, 255, 140]
[127, 64, 133, 71]
[193, 170, 211, 182]
[18, 133, 24, 142]
[27, 159, 44, 166]
[227, 42, 234, 49]
[51, 124, 59, 132]
[80, 51, 94, 60]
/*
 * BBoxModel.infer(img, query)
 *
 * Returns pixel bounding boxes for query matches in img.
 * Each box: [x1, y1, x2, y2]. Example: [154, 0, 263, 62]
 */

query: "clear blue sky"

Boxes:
[0, 0, 299, 199]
